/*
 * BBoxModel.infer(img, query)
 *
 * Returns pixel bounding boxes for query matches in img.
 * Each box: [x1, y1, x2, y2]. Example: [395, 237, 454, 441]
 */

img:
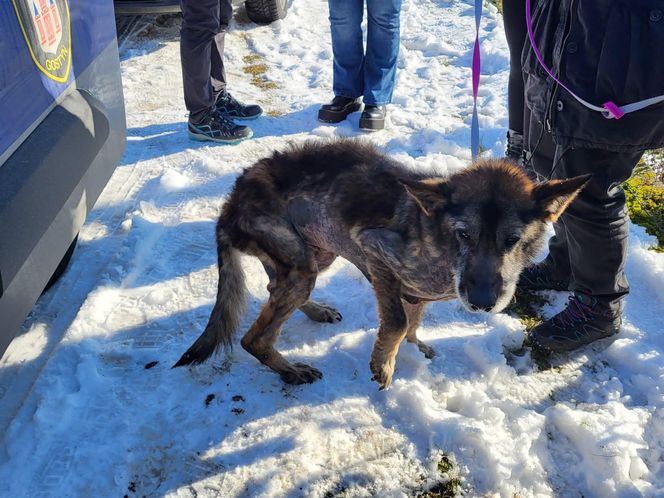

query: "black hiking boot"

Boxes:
[506, 129, 524, 165]
[518, 260, 569, 292]
[188, 108, 252, 144]
[359, 104, 386, 131]
[528, 293, 622, 353]
[318, 96, 363, 123]
[215, 90, 263, 120]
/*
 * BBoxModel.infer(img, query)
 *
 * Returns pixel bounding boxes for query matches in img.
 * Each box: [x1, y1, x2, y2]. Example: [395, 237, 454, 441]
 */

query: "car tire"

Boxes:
[42, 235, 78, 293]
[245, 0, 288, 24]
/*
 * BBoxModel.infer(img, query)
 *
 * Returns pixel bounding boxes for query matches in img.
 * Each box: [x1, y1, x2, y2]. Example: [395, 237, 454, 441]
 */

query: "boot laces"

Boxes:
[554, 295, 595, 327]
[211, 110, 238, 130]
[525, 263, 551, 284]
[218, 91, 240, 108]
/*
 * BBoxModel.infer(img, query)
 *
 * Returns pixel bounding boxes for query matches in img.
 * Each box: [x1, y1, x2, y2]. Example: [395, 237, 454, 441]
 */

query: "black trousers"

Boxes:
[527, 116, 643, 309]
[502, 0, 527, 134]
[180, 0, 233, 122]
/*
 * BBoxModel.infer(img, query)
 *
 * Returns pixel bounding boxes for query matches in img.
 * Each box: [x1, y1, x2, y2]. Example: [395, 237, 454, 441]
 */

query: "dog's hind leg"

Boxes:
[260, 256, 342, 324]
[368, 264, 409, 390]
[403, 301, 435, 359]
[241, 264, 323, 384]
[298, 250, 342, 323]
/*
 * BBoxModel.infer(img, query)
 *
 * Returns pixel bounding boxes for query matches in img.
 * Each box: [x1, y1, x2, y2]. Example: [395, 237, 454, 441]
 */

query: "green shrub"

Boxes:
[624, 165, 664, 253]
[488, 0, 503, 14]
[418, 454, 463, 498]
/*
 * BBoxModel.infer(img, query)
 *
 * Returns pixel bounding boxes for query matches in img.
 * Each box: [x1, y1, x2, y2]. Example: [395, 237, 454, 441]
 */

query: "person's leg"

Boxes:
[552, 148, 641, 303]
[527, 117, 642, 351]
[210, 0, 262, 120]
[526, 116, 572, 283]
[364, 0, 401, 105]
[503, 0, 528, 161]
[180, 0, 221, 123]
[328, 0, 365, 99]
[210, 0, 232, 99]
[502, 0, 527, 135]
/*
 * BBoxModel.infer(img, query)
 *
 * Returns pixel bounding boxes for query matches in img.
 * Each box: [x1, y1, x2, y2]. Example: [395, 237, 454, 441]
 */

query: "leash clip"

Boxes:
[602, 101, 625, 120]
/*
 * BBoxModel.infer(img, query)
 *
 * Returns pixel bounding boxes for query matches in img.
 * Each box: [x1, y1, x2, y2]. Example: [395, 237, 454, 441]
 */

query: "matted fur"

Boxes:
[175, 139, 589, 388]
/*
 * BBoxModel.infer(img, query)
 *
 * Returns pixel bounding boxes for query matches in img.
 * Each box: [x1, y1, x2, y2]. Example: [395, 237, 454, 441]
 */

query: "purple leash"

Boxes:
[471, 0, 482, 158]
[525, 0, 664, 120]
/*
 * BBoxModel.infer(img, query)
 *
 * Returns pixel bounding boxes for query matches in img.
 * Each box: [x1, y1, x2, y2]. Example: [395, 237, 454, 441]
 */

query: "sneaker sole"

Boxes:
[188, 129, 253, 144]
[524, 333, 620, 372]
[318, 103, 363, 123]
[528, 327, 619, 354]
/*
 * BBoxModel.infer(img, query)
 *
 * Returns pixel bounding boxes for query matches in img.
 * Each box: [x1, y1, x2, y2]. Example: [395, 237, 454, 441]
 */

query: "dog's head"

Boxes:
[402, 160, 590, 313]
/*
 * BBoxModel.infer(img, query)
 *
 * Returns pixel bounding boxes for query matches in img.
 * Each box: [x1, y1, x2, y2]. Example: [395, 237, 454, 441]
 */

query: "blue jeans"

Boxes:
[328, 0, 402, 106]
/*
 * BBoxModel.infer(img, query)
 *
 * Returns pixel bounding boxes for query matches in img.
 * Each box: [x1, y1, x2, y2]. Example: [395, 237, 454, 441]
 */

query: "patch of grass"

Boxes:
[507, 290, 549, 332]
[266, 110, 284, 117]
[624, 154, 664, 252]
[240, 53, 281, 91]
[324, 484, 348, 498]
[487, 0, 503, 14]
[507, 291, 553, 370]
[524, 338, 553, 371]
[242, 62, 269, 76]
[417, 454, 463, 498]
[243, 54, 262, 64]
[251, 78, 280, 90]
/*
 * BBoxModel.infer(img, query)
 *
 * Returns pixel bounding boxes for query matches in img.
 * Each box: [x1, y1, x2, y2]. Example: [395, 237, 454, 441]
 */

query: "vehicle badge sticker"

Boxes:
[11, 0, 72, 83]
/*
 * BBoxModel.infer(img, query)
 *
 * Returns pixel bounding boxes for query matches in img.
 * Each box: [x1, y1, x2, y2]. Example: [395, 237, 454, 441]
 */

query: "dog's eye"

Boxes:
[456, 229, 470, 241]
[505, 235, 520, 248]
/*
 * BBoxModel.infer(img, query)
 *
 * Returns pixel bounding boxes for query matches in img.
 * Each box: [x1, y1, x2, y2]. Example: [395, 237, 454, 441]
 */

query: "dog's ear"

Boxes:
[400, 178, 450, 216]
[532, 174, 592, 221]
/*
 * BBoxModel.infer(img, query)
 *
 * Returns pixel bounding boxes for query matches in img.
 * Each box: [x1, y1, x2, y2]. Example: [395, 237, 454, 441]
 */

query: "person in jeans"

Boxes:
[318, 0, 402, 131]
[180, 0, 262, 143]
[514, 0, 664, 352]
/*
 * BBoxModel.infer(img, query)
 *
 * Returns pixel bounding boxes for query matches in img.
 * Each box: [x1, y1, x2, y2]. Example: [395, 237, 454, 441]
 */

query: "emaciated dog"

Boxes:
[175, 140, 588, 389]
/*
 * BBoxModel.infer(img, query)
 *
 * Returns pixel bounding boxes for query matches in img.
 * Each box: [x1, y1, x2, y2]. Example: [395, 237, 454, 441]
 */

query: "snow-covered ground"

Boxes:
[1, 0, 664, 496]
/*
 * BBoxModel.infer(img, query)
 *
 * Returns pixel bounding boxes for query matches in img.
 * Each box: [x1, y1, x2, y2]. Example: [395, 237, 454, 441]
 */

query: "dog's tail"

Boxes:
[173, 229, 247, 367]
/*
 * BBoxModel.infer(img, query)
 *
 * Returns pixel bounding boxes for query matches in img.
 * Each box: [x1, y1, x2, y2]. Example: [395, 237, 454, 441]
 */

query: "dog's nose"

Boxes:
[467, 288, 496, 312]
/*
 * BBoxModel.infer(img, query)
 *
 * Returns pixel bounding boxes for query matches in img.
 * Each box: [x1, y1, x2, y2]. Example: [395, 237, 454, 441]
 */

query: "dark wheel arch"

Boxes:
[245, 0, 287, 24]
[42, 235, 78, 294]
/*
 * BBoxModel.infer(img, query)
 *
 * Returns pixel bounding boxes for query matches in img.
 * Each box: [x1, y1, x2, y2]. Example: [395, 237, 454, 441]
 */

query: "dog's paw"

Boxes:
[300, 302, 342, 324]
[369, 356, 396, 390]
[417, 341, 436, 359]
[279, 363, 323, 385]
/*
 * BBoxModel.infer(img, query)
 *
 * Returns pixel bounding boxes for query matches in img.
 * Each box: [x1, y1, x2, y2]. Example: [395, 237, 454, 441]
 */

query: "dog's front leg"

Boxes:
[403, 301, 436, 359]
[368, 263, 407, 390]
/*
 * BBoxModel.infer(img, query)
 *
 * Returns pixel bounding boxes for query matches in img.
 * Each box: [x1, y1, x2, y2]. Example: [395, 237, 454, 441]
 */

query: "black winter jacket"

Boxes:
[523, 0, 664, 152]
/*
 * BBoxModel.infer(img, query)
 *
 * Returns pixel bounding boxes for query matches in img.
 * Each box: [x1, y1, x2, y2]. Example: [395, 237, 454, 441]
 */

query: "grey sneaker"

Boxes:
[188, 109, 252, 144]
[529, 293, 622, 353]
[215, 90, 263, 120]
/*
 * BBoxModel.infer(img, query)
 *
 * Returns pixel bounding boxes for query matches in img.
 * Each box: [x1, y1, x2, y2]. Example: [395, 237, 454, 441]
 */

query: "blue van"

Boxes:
[0, 0, 126, 358]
